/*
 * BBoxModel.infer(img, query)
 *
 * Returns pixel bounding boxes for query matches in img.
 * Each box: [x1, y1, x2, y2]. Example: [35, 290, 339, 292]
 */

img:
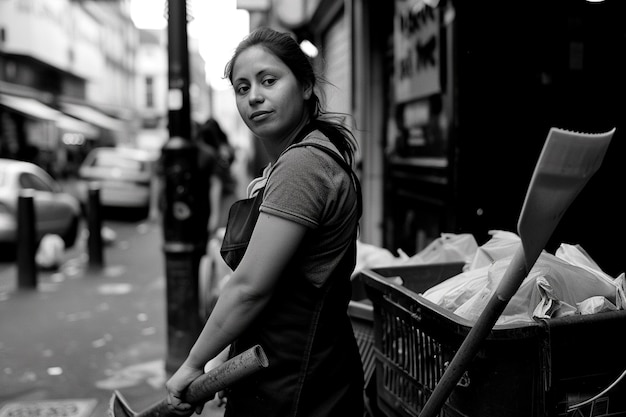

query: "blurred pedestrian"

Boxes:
[195, 119, 237, 320]
[196, 118, 237, 235]
[166, 27, 364, 417]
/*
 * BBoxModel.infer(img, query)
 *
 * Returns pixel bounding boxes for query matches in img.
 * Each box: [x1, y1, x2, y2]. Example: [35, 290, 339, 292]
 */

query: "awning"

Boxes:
[57, 114, 99, 138]
[0, 93, 59, 120]
[61, 102, 128, 132]
[0, 94, 99, 137]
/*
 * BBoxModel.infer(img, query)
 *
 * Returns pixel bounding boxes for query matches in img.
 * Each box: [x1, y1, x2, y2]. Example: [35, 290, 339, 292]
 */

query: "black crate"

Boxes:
[361, 263, 626, 417]
[349, 299, 376, 385]
[348, 299, 381, 416]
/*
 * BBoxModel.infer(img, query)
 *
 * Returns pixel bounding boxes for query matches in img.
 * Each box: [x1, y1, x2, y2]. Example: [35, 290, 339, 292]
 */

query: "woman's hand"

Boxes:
[165, 363, 206, 416]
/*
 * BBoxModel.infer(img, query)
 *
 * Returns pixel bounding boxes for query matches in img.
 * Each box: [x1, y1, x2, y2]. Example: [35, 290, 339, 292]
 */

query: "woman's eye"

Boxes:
[235, 84, 249, 95]
[262, 77, 277, 86]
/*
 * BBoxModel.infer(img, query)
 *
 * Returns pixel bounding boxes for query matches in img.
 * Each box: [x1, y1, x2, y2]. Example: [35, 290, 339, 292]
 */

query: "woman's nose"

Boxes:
[248, 85, 264, 104]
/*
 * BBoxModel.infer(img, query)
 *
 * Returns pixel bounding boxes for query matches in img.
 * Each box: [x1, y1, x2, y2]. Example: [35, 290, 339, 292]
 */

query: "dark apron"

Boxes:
[220, 133, 364, 417]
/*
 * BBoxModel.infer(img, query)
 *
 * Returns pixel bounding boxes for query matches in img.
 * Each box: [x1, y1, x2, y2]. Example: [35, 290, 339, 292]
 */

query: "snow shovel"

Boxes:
[419, 127, 615, 417]
[108, 344, 268, 417]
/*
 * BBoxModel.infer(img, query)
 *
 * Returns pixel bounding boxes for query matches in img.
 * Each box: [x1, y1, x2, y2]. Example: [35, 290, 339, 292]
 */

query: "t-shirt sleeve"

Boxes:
[260, 146, 340, 228]
[259, 139, 358, 288]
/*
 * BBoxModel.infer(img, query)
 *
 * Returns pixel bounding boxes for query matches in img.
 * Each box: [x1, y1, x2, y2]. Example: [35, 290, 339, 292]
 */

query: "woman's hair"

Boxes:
[224, 27, 358, 166]
[197, 118, 228, 149]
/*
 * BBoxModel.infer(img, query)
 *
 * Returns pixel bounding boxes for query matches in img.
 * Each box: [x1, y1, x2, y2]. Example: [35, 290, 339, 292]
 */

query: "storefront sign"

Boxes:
[394, 0, 440, 102]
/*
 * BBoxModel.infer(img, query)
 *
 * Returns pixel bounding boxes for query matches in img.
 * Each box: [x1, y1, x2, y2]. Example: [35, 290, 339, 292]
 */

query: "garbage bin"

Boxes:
[361, 263, 626, 417]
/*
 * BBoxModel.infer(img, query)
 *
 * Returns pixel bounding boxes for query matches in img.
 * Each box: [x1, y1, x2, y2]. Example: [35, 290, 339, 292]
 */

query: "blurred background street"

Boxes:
[0, 214, 224, 417]
[2, 0, 626, 416]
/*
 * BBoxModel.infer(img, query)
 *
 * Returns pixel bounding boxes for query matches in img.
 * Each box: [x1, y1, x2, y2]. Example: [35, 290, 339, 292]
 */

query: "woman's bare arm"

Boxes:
[184, 212, 308, 368]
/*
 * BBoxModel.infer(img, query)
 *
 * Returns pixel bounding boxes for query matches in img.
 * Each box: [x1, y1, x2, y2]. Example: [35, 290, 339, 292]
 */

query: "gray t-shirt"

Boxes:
[260, 132, 359, 288]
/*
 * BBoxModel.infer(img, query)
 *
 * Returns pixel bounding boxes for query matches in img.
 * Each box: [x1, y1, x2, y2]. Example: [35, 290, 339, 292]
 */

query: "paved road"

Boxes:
[0, 218, 225, 417]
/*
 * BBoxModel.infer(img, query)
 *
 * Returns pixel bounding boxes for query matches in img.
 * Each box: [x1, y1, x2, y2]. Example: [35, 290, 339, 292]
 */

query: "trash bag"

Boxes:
[352, 240, 404, 278]
[351, 233, 478, 279]
[422, 232, 626, 325]
[467, 230, 520, 270]
[36, 234, 65, 270]
[403, 233, 478, 266]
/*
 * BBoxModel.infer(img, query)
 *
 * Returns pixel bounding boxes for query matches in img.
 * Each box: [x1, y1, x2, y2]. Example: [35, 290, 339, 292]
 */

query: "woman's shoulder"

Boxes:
[288, 130, 342, 159]
[277, 141, 333, 172]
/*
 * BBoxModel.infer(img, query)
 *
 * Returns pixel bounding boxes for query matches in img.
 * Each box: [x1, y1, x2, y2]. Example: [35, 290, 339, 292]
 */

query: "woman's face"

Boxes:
[231, 45, 311, 141]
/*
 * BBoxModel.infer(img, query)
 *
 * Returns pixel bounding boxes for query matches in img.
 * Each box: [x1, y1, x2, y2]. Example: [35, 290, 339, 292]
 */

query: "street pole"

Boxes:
[87, 182, 104, 269]
[17, 190, 37, 289]
[163, 0, 202, 373]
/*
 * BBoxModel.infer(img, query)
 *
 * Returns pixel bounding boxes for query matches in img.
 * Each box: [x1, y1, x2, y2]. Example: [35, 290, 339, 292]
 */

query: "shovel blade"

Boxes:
[518, 127, 615, 269]
[108, 390, 137, 417]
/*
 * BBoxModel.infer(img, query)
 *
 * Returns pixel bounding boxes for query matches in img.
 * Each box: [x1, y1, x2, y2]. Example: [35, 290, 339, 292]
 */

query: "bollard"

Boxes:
[17, 189, 37, 289]
[87, 182, 104, 269]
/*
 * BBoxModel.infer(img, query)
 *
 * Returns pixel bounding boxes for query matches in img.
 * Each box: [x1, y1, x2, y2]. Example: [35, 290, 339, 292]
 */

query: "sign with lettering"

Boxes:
[394, 0, 440, 102]
[0, 400, 97, 417]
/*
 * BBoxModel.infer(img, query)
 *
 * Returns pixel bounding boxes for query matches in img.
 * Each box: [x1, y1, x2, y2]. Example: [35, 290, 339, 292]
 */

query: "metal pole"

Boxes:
[167, 0, 192, 140]
[163, 0, 202, 373]
[17, 190, 37, 289]
[87, 182, 104, 269]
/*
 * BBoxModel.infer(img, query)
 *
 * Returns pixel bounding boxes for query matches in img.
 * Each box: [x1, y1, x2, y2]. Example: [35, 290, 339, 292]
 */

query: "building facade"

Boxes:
[0, 0, 138, 175]
[0, 0, 210, 176]
[133, 28, 210, 153]
[135, 29, 169, 153]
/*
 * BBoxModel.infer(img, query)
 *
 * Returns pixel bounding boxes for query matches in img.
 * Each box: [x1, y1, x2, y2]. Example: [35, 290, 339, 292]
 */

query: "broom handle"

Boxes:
[420, 249, 529, 417]
[136, 345, 268, 417]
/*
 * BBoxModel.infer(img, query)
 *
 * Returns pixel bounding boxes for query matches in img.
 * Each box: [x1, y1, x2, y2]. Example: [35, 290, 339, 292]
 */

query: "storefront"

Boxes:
[384, 0, 625, 275]
[242, 0, 625, 276]
[0, 93, 98, 175]
[383, 0, 456, 255]
[0, 94, 58, 163]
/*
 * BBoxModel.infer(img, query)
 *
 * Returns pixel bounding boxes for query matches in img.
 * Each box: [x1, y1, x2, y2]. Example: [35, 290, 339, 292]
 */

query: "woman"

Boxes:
[166, 27, 364, 417]
[195, 117, 237, 234]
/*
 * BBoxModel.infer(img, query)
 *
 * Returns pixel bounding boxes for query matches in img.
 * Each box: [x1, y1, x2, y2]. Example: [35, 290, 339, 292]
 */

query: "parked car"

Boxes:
[0, 158, 81, 250]
[77, 147, 158, 218]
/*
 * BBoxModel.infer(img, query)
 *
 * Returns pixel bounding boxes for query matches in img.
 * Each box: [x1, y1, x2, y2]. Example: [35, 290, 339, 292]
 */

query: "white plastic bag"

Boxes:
[352, 233, 478, 278]
[420, 265, 490, 312]
[422, 232, 623, 325]
[404, 233, 478, 265]
[467, 230, 520, 270]
[352, 240, 405, 278]
[577, 296, 618, 315]
[36, 234, 65, 270]
[447, 252, 618, 325]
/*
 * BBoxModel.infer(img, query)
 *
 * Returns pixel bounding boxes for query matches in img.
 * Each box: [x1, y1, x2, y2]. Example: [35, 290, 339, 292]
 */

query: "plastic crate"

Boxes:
[361, 263, 626, 417]
[349, 299, 376, 385]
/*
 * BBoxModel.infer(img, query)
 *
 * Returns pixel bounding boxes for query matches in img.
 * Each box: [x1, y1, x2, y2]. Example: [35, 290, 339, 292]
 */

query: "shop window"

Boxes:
[145, 76, 154, 108]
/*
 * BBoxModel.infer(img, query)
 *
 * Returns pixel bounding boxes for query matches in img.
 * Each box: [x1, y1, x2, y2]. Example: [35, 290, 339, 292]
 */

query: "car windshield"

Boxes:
[93, 153, 145, 172]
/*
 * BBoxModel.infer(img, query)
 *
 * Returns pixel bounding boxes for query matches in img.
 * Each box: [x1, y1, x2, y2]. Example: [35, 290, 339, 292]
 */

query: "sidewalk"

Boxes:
[0, 220, 225, 417]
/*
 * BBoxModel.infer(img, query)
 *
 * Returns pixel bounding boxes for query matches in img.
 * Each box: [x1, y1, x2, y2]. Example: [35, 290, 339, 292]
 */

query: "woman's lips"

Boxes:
[250, 110, 271, 122]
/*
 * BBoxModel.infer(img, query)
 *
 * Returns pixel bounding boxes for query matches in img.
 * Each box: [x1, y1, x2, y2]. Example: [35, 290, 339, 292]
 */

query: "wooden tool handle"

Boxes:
[420, 248, 529, 417]
[185, 344, 268, 403]
[136, 345, 268, 417]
